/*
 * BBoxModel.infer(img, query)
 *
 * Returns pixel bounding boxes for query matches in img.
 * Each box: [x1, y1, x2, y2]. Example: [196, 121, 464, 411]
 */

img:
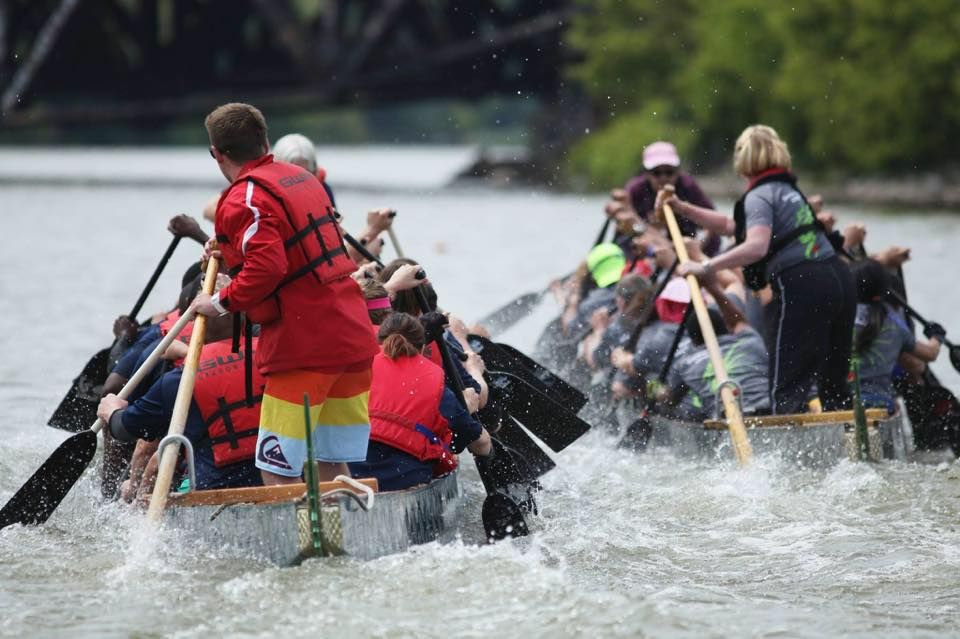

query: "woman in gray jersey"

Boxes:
[661, 125, 856, 415]
[662, 284, 770, 421]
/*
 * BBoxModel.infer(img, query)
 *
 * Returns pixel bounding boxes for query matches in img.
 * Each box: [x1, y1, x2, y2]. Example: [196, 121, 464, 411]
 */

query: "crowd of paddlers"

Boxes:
[7, 105, 958, 538]
[529, 127, 958, 452]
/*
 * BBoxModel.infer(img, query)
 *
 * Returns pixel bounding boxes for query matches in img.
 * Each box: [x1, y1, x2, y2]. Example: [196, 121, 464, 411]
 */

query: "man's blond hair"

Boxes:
[204, 103, 268, 163]
[733, 124, 792, 177]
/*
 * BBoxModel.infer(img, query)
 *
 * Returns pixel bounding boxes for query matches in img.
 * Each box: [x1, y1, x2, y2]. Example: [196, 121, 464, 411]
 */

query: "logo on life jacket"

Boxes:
[257, 435, 293, 470]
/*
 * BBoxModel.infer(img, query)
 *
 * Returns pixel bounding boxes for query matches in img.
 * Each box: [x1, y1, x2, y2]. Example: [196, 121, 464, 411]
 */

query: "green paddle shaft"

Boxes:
[303, 393, 323, 556]
[852, 358, 870, 461]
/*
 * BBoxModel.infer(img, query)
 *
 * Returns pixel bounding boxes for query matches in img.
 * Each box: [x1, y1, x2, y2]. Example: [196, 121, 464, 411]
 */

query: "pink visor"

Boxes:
[366, 297, 392, 310]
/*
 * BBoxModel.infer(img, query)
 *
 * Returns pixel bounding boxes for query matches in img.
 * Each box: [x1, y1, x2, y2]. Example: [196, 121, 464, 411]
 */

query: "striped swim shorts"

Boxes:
[255, 364, 372, 477]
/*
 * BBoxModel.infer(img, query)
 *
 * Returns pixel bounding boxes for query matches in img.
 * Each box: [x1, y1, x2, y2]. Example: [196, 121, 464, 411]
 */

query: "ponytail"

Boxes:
[381, 333, 420, 359]
[377, 312, 426, 360]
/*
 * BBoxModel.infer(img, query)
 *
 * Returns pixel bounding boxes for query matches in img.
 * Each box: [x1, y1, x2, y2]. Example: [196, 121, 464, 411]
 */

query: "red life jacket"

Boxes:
[214, 156, 378, 373]
[193, 338, 266, 468]
[158, 309, 194, 343]
[368, 352, 457, 476]
[216, 159, 355, 324]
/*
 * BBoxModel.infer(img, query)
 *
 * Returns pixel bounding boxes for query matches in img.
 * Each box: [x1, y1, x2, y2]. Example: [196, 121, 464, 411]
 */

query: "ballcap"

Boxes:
[642, 141, 681, 170]
[655, 277, 691, 324]
[586, 243, 626, 288]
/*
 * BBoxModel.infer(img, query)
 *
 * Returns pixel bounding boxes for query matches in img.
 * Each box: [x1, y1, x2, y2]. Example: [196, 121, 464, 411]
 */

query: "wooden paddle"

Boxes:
[48, 235, 183, 432]
[0, 307, 196, 530]
[145, 257, 219, 522]
[661, 200, 753, 466]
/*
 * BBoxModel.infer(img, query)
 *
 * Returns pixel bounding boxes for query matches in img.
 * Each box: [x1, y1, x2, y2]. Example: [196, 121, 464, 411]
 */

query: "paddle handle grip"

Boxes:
[662, 202, 752, 466]
[90, 305, 198, 435]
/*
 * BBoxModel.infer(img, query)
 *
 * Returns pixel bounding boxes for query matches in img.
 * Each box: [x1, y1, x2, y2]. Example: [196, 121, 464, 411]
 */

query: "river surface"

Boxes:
[1, 147, 959, 638]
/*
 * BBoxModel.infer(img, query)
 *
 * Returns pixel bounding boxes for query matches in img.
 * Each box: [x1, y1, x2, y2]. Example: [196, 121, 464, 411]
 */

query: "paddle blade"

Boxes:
[0, 430, 98, 530]
[476, 291, 545, 336]
[469, 335, 587, 413]
[618, 417, 652, 452]
[487, 370, 591, 452]
[494, 418, 556, 482]
[482, 492, 529, 541]
[47, 348, 110, 432]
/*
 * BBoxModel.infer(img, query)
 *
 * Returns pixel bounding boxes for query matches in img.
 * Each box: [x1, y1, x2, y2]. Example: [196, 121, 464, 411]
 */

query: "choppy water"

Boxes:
[1, 148, 959, 638]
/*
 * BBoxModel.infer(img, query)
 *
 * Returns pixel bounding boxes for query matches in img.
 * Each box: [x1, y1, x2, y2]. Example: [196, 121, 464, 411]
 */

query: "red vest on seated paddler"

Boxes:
[158, 309, 194, 343]
[193, 338, 266, 468]
[213, 155, 378, 373]
[368, 352, 457, 476]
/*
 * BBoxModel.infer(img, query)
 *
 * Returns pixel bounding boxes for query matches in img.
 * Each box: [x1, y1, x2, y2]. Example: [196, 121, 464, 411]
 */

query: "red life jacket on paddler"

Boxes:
[193, 338, 266, 468]
[368, 352, 457, 476]
[214, 156, 378, 373]
[158, 309, 194, 343]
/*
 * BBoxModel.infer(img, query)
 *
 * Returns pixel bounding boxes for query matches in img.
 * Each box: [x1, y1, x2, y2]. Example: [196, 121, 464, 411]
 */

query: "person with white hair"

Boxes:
[272, 132, 336, 206]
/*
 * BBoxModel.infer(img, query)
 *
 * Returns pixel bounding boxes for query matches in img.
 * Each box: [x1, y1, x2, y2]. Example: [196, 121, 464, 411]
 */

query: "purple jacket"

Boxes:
[620, 172, 718, 256]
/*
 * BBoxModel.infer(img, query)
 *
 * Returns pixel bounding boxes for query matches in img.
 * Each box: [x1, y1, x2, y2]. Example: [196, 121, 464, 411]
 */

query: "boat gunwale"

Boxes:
[701, 408, 889, 430]
[165, 477, 379, 508]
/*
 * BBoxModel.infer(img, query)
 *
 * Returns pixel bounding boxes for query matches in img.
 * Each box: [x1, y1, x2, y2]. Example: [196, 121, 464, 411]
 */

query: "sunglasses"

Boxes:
[650, 167, 677, 178]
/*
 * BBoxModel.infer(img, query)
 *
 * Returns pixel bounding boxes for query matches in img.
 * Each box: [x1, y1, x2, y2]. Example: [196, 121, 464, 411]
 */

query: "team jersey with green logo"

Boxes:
[744, 182, 834, 282]
[667, 328, 770, 420]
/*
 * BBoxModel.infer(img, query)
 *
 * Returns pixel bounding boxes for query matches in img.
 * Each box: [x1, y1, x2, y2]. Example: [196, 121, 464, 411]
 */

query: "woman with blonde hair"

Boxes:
[658, 124, 856, 414]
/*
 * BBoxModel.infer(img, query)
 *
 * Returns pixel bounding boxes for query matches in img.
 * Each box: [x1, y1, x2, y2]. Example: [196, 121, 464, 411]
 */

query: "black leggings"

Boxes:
[764, 256, 856, 414]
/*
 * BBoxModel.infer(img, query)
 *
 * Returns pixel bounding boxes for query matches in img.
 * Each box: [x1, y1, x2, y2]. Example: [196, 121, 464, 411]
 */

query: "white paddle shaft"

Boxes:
[146, 258, 219, 521]
[387, 227, 405, 259]
[91, 306, 198, 435]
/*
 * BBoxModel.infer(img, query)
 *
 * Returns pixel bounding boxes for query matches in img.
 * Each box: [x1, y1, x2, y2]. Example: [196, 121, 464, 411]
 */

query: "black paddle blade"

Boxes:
[487, 370, 591, 452]
[476, 291, 545, 336]
[0, 430, 98, 530]
[473, 336, 588, 413]
[47, 348, 110, 432]
[494, 417, 556, 481]
[482, 492, 529, 541]
[950, 344, 960, 373]
[618, 417, 653, 452]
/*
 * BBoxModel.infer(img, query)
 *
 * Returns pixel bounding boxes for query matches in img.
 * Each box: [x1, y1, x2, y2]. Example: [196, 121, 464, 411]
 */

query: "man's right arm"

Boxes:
[210, 188, 290, 314]
[104, 369, 180, 442]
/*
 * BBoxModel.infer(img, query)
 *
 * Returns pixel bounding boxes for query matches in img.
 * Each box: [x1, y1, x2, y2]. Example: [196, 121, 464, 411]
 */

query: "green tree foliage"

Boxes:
[566, 0, 960, 185]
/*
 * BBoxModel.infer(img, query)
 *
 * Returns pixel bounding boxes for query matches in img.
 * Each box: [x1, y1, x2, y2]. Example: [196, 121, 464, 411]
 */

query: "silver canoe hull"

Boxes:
[163, 472, 463, 566]
[649, 410, 907, 466]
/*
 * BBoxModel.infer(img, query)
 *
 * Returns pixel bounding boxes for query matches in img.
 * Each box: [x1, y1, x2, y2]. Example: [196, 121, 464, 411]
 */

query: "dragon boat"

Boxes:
[161, 472, 462, 566]
[648, 408, 908, 466]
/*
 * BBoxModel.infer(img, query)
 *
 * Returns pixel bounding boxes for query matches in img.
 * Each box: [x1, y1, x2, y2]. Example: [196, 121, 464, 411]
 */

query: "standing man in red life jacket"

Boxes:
[194, 103, 379, 485]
